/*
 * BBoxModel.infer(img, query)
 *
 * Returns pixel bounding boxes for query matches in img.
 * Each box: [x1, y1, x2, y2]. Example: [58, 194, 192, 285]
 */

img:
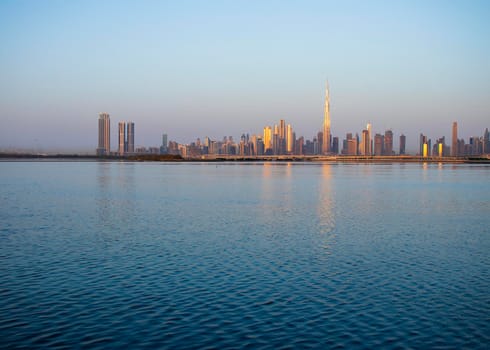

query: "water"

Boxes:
[1, 161, 489, 349]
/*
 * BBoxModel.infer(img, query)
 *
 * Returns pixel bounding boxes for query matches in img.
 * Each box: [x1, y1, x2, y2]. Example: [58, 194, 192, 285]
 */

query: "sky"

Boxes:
[1, 0, 489, 153]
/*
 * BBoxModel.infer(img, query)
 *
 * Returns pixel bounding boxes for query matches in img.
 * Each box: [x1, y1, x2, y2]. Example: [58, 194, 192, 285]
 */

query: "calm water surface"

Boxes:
[1, 161, 489, 349]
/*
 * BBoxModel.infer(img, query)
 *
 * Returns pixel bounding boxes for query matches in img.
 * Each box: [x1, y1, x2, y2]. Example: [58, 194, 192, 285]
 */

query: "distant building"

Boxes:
[322, 82, 331, 154]
[420, 133, 431, 157]
[126, 122, 134, 154]
[97, 113, 110, 156]
[451, 122, 458, 156]
[434, 136, 448, 157]
[399, 134, 406, 155]
[384, 130, 393, 155]
[332, 137, 339, 154]
[360, 130, 370, 155]
[263, 126, 272, 154]
[160, 133, 168, 154]
[484, 128, 490, 154]
[366, 123, 372, 155]
[118, 122, 125, 155]
[347, 138, 358, 156]
[374, 134, 384, 156]
[286, 124, 294, 154]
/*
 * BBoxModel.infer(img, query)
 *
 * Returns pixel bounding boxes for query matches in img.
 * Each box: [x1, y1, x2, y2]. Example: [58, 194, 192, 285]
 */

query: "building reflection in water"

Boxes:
[259, 162, 335, 251]
[259, 162, 293, 238]
[96, 162, 135, 234]
[317, 164, 336, 250]
[96, 162, 112, 227]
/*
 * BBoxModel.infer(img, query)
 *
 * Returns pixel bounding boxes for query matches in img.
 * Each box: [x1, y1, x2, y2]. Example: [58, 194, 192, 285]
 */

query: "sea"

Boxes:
[1, 161, 489, 349]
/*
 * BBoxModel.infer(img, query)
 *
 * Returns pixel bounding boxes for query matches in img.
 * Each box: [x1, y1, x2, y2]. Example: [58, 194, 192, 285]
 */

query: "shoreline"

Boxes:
[1, 153, 489, 164]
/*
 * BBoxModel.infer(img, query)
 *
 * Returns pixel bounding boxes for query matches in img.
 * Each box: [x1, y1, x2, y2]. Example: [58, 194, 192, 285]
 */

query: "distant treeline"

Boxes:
[0, 153, 183, 161]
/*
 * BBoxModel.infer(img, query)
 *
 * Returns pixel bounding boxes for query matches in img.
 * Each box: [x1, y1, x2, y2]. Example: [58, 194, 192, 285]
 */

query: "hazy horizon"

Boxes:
[1, 1, 489, 153]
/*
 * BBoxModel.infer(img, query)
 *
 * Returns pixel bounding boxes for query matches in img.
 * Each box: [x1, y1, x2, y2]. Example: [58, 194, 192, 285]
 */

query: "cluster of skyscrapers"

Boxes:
[96, 113, 134, 156]
[162, 84, 412, 158]
[97, 85, 489, 158]
[419, 122, 490, 157]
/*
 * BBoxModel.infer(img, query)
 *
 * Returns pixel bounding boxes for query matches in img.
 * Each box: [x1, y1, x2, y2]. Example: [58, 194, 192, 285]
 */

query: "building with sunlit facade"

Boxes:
[97, 113, 110, 156]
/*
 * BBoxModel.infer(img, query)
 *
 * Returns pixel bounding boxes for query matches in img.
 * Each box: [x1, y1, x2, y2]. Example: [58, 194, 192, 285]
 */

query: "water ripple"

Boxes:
[0, 162, 489, 348]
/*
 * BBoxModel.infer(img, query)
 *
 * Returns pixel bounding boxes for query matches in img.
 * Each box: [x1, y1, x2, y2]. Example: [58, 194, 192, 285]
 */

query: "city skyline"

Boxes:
[94, 98, 489, 158]
[1, 1, 489, 152]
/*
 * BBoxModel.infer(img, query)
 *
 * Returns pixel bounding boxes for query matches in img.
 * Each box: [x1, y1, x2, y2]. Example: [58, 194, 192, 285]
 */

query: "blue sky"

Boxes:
[1, 0, 489, 152]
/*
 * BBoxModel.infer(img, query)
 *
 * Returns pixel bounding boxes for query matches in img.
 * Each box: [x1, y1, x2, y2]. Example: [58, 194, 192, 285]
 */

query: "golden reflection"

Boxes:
[262, 162, 272, 178]
[259, 163, 294, 237]
[318, 164, 335, 236]
[422, 162, 428, 182]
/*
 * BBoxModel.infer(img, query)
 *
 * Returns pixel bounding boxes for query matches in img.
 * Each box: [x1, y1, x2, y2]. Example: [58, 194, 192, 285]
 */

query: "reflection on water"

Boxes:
[1, 162, 489, 349]
[96, 162, 135, 232]
[317, 164, 335, 234]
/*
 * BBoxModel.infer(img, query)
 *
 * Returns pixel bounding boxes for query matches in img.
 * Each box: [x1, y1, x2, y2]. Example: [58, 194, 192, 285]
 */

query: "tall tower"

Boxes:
[126, 122, 135, 154]
[97, 113, 110, 156]
[360, 129, 369, 155]
[451, 122, 458, 156]
[160, 133, 168, 154]
[384, 130, 393, 155]
[399, 134, 406, 155]
[118, 122, 126, 155]
[366, 123, 372, 155]
[263, 126, 272, 154]
[286, 124, 294, 154]
[322, 82, 331, 154]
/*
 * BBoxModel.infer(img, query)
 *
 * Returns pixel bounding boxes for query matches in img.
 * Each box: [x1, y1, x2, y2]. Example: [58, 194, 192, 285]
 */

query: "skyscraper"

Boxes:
[484, 128, 490, 154]
[384, 130, 393, 155]
[97, 113, 110, 156]
[322, 82, 331, 154]
[374, 133, 384, 156]
[160, 133, 168, 154]
[420, 133, 431, 156]
[399, 134, 406, 155]
[360, 129, 369, 155]
[126, 122, 135, 154]
[366, 123, 372, 155]
[286, 124, 294, 154]
[263, 126, 272, 154]
[118, 122, 126, 155]
[451, 122, 458, 156]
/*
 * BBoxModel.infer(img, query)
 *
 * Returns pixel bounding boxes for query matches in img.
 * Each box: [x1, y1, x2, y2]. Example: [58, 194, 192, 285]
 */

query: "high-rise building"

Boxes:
[452, 122, 458, 156]
[484, 128, 490, 154]
[434, 136, 447, 157]
[322, 82, 331, 154]
[279, 119, 286, 141]
[420, 133, 431, 156]
[399, 134, 406, 155]
[272, 133, 280, 155]
[347, 138, 358, 155]
[263, 126, 272, 154]
[374, 134, 384, 156]
[360, 130, 370, 155]
[332, 137, 339, 154]
[317, 131, 324, 155]
[384, 130, 393, 155]
[126, 122, 134, 154]
[366, 123, 372, 155]
[160, 133, 168, 154]
[118, 122, 126, 155]
[97, 113, 110, 156]
[286, 124, 294, 154]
